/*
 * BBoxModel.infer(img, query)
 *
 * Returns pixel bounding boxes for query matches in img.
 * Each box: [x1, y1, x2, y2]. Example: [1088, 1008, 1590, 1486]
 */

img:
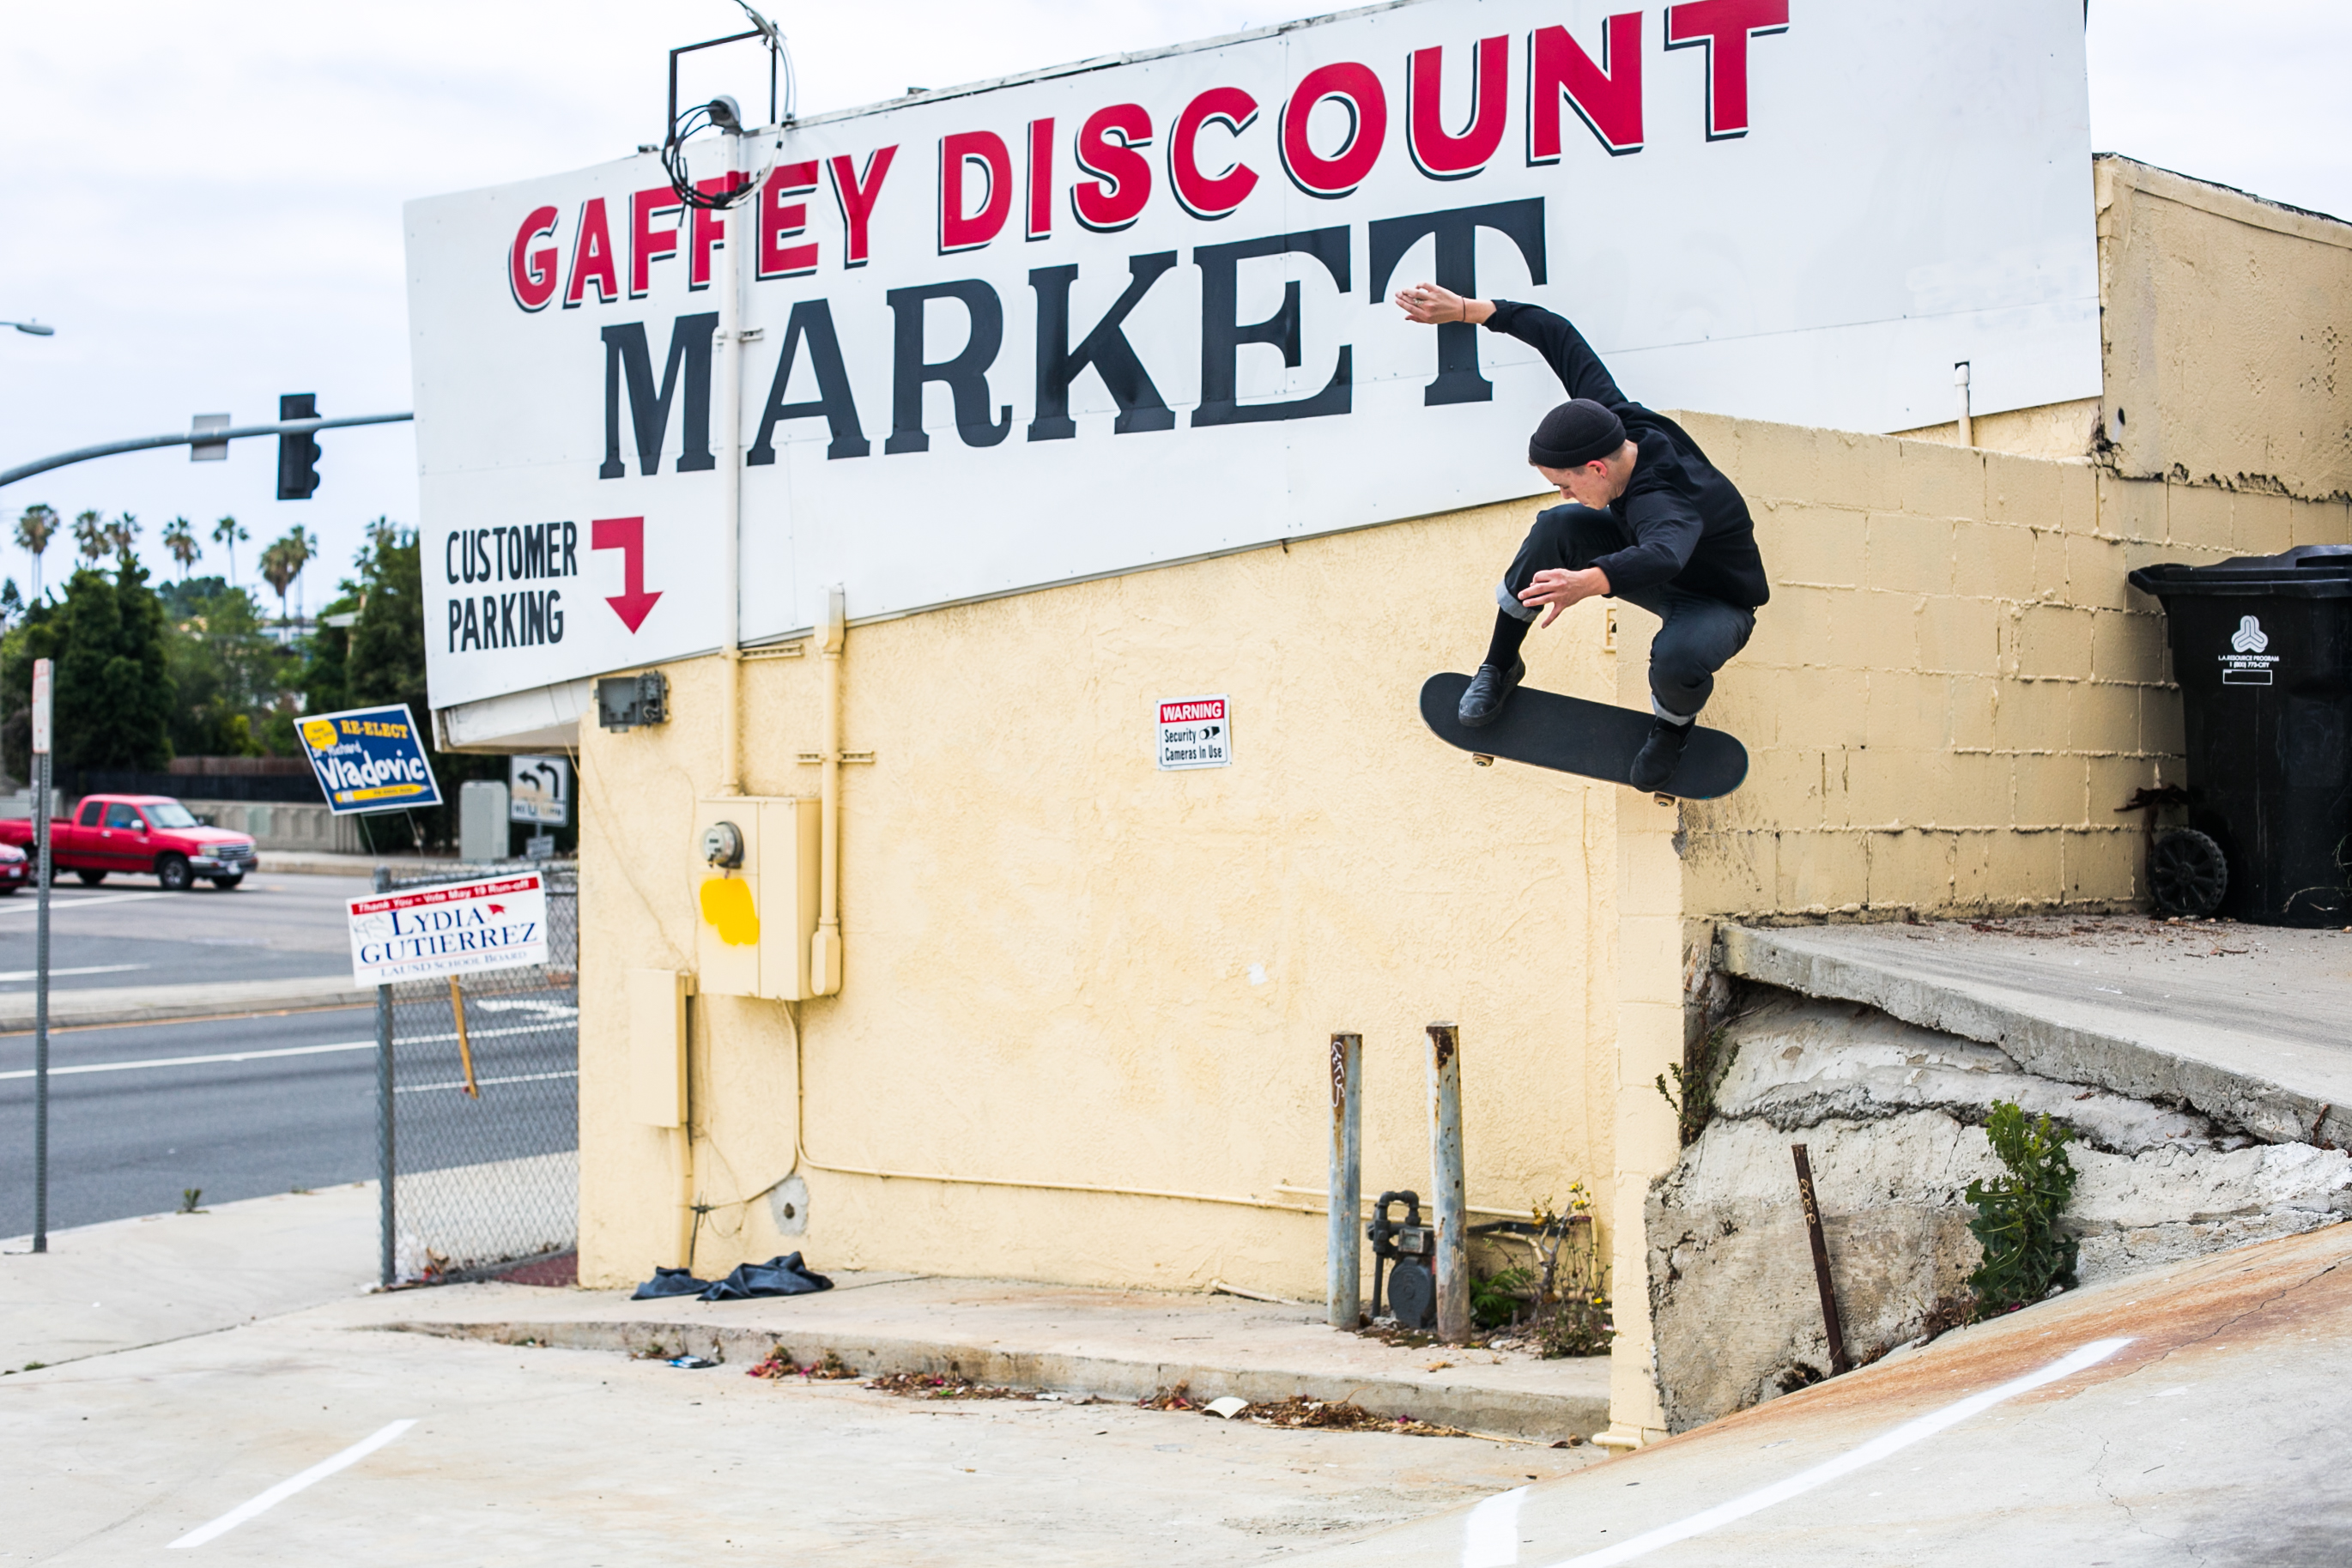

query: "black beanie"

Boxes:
[1528, 398, 1626, 469]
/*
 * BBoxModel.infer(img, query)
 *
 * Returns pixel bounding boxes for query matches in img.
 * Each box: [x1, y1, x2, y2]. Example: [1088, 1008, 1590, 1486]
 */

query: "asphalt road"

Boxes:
[0, 875, 367, 992]
[0, 868, 578, 1235]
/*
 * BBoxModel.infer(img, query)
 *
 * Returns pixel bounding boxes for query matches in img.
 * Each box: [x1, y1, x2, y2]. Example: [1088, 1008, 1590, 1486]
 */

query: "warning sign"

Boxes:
[1157, 695, 1231, 772]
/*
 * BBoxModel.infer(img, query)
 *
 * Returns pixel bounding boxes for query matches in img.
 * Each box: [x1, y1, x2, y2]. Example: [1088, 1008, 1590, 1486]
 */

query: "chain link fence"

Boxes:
[380, 863, 578, 1282]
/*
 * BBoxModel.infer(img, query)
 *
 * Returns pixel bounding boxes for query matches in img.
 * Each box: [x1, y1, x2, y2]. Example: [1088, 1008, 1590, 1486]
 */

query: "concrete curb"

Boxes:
[0, 974, 372, 1031]
[1720, 924, 2352, 1148]
[376, 1317, 1609, 1441]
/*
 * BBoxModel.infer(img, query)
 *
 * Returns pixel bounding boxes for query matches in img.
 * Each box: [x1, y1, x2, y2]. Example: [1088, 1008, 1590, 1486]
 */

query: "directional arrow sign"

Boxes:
[590, 515, 661, 633]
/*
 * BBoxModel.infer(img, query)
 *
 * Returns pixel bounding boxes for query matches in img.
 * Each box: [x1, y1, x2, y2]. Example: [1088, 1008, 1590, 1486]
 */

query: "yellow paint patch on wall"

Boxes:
[698, 877, 761, 947]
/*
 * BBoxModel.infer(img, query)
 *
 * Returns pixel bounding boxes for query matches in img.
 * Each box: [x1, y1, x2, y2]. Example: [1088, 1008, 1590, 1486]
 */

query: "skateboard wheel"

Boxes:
[1652, 792, 1677, 806]
[1470, 754, 1494, 767]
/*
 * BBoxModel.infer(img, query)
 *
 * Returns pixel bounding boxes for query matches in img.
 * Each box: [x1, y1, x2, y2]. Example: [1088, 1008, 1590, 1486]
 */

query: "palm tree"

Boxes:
[212, 515, 247, 585]
[72, 508, 106, 566]
[286, 524, 317, 625]
[103, 512, 140, 558]
[259, 535, 300, 639]
[15, 505, 57, 599]
[162, 517, 201, 578]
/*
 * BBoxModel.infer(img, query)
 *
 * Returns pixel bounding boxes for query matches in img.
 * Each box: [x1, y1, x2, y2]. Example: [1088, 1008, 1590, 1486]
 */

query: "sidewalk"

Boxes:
[0, 1183, 378, 1369]
[330, 1274, 1611, 1440]
[0, 1181, 1609, 1440]
[0, 972, 373, 1031]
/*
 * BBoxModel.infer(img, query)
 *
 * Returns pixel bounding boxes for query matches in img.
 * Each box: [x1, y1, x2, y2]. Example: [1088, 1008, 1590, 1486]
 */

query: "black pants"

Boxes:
[1499, 506, 1755, 721]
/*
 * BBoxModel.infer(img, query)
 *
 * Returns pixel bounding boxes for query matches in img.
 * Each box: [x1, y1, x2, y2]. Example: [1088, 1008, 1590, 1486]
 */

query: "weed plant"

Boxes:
[1965, 1100, 2081, 1320]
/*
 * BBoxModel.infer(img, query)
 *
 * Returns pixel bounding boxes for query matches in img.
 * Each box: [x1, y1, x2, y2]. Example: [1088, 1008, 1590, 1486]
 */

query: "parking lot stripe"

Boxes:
[167, 1419, 415, 1548]
[1539, 1338, 2132, 1568]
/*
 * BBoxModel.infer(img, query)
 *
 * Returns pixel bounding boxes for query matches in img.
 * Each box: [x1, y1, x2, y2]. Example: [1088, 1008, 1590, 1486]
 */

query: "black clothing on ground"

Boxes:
[1484, 300, 1770, 610]
[1498, 505, 1755, 719]
[1529, 397, 1627, 469]
[631, 1252, 834, 1302]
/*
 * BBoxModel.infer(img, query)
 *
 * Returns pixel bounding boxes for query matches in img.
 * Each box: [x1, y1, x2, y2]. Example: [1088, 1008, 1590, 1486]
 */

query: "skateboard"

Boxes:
[1418, 673, 1749, 799]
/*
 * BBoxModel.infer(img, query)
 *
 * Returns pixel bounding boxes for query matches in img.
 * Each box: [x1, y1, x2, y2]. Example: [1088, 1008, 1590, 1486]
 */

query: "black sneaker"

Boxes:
[1629, 717, 1693, 791]
[1458, 660, 1525, 728]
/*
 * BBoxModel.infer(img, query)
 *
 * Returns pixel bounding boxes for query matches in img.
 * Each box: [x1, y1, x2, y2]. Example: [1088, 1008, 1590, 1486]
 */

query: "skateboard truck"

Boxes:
[1471, 754, 1494, 767]
[1653, 792, 1677, 806]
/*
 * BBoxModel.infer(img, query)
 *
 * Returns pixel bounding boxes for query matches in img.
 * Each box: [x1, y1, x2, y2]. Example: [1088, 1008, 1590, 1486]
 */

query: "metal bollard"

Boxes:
[1428, 1022, 1469, 1344]
[1327, 1033, 1362, 1328]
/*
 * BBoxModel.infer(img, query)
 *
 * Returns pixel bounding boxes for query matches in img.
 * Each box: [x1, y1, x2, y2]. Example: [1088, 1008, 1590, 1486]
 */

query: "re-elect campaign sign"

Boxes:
[407, 0, 2099, 712]
[348, 873, 549, 985]
[298, 704, 442, 814]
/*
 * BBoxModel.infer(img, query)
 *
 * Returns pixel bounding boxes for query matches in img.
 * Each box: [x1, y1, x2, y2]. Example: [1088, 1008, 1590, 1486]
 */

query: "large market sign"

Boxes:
[405, 0, 2098, 711]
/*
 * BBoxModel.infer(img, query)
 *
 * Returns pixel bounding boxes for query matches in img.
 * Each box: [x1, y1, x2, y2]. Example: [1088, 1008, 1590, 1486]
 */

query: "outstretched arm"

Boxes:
[1393, 282, 1623, 405]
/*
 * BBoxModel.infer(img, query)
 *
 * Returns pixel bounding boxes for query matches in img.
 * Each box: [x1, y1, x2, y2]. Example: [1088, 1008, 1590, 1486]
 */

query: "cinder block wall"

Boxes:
[1672, 417, 2352, 923]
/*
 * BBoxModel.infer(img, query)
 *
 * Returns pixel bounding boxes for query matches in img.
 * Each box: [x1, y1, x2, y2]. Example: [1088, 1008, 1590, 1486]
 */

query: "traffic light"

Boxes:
[276, 392, 321, 499]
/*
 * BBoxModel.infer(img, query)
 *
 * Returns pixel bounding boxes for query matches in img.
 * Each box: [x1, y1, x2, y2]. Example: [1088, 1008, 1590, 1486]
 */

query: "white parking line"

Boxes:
[1541, 1338, 2132, 1568]
[167, 1419, 415, 1548]
[0, 1023, 562, 1081]
[0, 962, 148, 982]
[1464, 1486, 1528, 1566]
[0, 891, 171, 915]
[397, 1069, 578, 1094]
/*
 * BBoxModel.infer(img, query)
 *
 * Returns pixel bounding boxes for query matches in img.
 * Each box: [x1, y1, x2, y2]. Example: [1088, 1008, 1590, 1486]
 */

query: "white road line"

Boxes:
[0, 891, 171, 915]
[1543, 1338, 2132, 1568]
[1464, 1486, 1528, 1567]
[0, 963, 148, 982]
[0, 1023, 561, 1081]
[396, 1069, 578, 1094]
[167, 1419, 415, 1548]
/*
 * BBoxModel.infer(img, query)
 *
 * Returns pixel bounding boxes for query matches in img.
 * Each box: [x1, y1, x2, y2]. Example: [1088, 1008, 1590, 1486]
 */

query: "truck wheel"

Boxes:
[75, 869, 106, 887]
[156, 854, 194, 892]
[210, 874, 244, 891]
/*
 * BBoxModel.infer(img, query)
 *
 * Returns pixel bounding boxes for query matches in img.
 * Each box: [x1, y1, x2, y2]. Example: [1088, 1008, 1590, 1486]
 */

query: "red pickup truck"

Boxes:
[0, 793, 259, 890]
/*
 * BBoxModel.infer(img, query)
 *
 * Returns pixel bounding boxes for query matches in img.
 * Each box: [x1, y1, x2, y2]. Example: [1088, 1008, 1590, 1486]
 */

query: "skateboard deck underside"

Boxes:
[1418, 672, 1749, 799]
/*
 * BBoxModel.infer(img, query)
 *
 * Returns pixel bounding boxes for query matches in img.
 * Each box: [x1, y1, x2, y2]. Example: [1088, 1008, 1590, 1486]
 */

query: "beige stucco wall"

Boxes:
[2095, 154, 2352, 502]
[580, 492, 1628, 1308]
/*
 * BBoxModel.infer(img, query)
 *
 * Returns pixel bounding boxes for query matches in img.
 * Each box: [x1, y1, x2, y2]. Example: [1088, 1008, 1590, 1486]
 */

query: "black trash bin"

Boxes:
[2128, 545, 2352, 927]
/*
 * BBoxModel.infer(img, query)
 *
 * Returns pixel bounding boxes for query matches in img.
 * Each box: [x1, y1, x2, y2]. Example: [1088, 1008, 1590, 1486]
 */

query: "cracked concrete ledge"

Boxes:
[1645, 990, 2352, 1431]
[1719, 923, 2352, 1148]
[373, 1317, 1607, 1441]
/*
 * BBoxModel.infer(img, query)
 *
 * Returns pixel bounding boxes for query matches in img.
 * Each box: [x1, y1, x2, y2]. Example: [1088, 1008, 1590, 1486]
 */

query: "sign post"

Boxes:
[29, 657, 51, 1255]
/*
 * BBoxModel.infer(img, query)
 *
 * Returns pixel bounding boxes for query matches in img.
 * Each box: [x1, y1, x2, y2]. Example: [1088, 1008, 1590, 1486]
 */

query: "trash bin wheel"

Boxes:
[2150, 828, 2228, 917]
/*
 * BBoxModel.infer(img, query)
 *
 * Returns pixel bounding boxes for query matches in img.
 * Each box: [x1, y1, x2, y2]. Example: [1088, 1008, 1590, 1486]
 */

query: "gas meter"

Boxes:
[1367, 1190, 1436, 1329]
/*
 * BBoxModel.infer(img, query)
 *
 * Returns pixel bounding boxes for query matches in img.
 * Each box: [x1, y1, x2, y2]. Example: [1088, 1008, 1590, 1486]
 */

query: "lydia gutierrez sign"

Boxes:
[406, 0, 2098, 710]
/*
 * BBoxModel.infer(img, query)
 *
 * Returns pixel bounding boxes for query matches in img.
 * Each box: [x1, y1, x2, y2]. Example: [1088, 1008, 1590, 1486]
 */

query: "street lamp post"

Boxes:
[2, 321, 55, 337]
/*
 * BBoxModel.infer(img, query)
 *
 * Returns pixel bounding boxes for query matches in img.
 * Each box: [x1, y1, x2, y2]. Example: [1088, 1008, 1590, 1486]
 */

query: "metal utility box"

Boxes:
[458, 779, 508, 861]
[626, 967, 692, 1128]
[693, 796, 823, 1001]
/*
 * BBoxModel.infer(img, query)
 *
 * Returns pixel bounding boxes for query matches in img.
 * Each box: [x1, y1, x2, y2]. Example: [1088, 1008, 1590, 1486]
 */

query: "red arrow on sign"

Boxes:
[590, 516, 661, 633]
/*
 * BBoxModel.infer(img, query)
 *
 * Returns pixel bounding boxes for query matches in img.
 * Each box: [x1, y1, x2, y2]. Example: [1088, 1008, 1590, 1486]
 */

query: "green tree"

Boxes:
[331, 519, 504, 849]
[15, 505, 58, 600]
[10, 552, 175, 773]
[164, 581, 291, 759]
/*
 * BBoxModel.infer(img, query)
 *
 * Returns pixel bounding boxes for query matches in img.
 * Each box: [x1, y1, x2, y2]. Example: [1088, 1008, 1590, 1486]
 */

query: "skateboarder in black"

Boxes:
[1395, 282, 1769, 791]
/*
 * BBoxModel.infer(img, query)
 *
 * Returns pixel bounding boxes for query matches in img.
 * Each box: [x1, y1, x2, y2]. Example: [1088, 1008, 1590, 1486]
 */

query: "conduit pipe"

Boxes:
[812, 585, 846, 995]
[776, 1024, 1531, 1222]
[1954, 360, 1973, 448]
[715, 130, 748, 797]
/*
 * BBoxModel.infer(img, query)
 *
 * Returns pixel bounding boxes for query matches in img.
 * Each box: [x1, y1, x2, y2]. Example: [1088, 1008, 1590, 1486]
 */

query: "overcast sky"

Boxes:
[1, 0, 2344, 611]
